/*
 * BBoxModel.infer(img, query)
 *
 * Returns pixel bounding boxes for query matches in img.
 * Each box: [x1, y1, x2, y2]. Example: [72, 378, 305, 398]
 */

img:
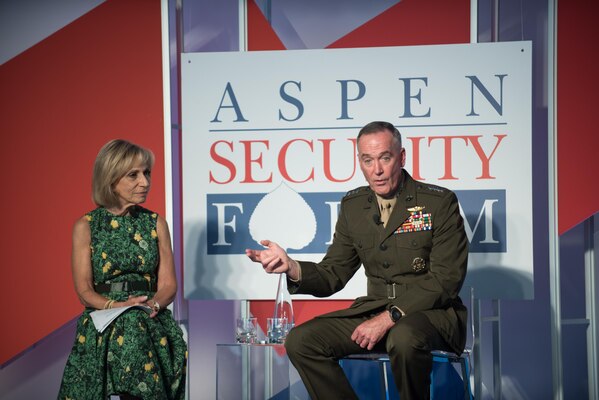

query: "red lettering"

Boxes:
[320, 138, 357, 183]
[278, 139, 315, 183]
[406, 136, 425, 180]
[209, 140, 236, 184]
[468, 134, 507, 179]
[428, 135, 469, 180]
[240, 140, 272, 183]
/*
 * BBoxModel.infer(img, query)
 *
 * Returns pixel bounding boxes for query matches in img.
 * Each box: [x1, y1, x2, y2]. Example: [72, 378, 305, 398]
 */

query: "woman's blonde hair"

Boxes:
[92, 139, 155, 208]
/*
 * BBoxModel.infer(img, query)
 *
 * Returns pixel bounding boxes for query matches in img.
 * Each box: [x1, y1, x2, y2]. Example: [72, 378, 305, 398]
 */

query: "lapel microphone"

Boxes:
[372, 214, 383, 225]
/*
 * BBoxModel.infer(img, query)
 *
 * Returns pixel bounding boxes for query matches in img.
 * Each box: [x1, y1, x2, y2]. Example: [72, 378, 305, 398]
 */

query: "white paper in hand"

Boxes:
[90, 305, 152, 333]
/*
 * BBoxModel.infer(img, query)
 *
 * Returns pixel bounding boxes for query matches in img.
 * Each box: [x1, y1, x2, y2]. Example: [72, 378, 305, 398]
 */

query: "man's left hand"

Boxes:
[351, 312, 395, 350]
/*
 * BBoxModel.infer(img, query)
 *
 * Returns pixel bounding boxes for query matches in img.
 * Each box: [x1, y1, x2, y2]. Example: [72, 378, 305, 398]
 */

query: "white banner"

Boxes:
[182, 42, 533, 300]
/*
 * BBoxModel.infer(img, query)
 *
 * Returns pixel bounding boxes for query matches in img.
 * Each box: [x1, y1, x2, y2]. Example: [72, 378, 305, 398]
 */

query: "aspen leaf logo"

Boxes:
[248, 183, 317, 251]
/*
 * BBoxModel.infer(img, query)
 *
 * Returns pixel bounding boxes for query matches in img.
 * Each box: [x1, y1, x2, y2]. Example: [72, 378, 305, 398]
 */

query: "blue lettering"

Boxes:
[210, 82, 249, 123]
[337, 80, 366, 120]
[398, 77, 431, 118]
[466, 74, 507, 116]
[278, 81, 304, 122]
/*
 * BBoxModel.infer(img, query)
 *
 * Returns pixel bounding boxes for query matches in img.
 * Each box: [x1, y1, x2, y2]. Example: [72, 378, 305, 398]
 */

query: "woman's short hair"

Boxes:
[92, 139, 155, 208]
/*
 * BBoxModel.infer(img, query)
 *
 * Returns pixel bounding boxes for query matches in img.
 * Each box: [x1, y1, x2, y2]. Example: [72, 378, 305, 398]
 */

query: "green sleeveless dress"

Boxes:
[58, 206, 187, 400]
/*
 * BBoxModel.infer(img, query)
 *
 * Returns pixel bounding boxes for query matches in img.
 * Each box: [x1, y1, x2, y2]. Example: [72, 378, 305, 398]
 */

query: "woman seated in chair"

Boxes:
[59, 139, 187, 400]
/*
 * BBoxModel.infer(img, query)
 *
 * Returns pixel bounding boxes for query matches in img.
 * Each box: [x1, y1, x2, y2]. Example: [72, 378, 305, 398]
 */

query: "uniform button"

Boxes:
[380, 244, 388, 251]
[382, 262, 390, 269]
[411, 240, 418, 247]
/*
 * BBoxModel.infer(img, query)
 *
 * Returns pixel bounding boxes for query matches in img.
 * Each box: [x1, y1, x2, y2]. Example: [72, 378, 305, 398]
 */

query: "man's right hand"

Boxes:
[351, 311, 395, 350]
[245, 240, 300, 280]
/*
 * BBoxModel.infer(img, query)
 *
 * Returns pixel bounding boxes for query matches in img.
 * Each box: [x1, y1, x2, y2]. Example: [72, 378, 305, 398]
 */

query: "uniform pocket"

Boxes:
[391, 231, 432, 273]
[352, 234, 374, 258]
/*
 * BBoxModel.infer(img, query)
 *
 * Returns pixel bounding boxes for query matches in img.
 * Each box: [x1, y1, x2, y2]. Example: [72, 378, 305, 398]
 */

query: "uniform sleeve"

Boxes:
[392, 190, 468, 313]
[288, 199, 363, 297]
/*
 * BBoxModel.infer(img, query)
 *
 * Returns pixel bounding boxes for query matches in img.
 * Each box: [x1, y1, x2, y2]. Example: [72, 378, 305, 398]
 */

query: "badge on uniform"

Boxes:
[395, 206, 432, 233]
[412, 257, 426, 272]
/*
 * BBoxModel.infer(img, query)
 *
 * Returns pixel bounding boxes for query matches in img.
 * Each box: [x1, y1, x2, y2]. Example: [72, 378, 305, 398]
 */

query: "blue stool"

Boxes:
[340, 351, 473, 400]
[431, 350, 473, 400]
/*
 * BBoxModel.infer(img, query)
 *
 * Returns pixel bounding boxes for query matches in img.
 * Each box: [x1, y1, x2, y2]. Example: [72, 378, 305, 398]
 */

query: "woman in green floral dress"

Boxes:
[59, 140, 187, 400]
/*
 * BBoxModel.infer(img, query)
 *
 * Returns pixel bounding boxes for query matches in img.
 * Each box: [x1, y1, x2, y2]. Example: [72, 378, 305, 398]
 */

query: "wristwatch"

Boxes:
[388, 305, 403, 323]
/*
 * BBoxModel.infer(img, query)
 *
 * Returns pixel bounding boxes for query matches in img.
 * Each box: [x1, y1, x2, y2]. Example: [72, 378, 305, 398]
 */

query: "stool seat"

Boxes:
[340, 350, 473, 400]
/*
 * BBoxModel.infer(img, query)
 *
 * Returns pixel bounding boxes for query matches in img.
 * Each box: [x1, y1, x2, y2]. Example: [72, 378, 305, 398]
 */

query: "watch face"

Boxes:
[391, 308, 402, 322]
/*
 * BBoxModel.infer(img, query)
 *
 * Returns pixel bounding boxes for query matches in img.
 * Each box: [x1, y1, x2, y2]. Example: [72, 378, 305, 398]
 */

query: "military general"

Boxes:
[246, 121, 469, 400]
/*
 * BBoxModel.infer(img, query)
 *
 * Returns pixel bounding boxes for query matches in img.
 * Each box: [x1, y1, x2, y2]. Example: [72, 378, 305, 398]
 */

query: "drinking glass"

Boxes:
[267, 317, 288, 344]
[236, 317, 258, 344]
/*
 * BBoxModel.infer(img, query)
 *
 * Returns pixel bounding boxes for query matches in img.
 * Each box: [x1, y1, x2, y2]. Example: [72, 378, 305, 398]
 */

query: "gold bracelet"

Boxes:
[107, 299, 116, 309]
[151, 299, 160, 313]
[103, 299, 112, 309]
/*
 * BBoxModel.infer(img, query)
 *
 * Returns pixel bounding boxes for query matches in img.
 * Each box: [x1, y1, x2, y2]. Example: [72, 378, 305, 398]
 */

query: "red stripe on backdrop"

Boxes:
[248, 0, 469, 327]
[328, 0, 470, 49]
[248, 0, 286, 51]
[557, 3, 599, 234]
[0, 0, 165, 365]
